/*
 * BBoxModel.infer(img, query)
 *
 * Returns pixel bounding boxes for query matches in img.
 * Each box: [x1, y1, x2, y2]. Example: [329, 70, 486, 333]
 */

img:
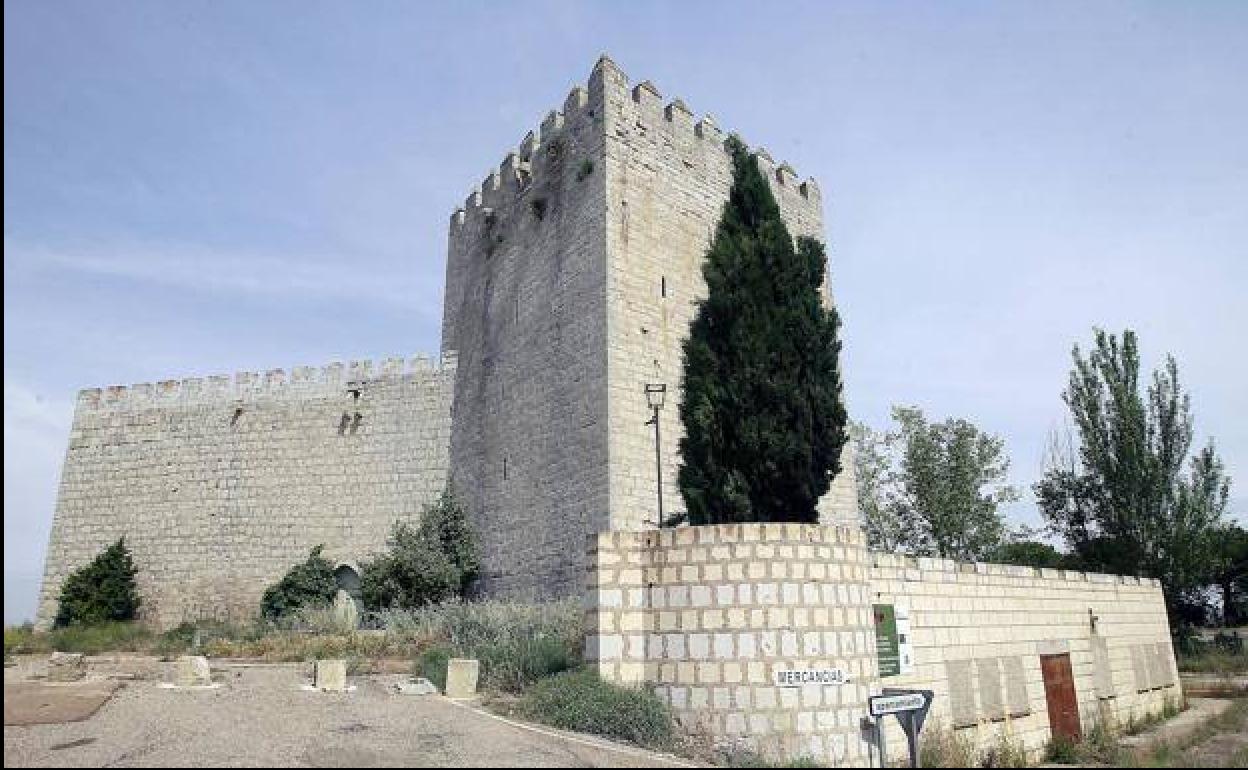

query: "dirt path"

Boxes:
[1119, 697, 1248, 769]
[4, 663, 696, 768]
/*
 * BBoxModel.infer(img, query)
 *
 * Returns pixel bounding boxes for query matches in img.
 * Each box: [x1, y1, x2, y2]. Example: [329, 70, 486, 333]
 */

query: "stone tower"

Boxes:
[442, 56, 857, 599]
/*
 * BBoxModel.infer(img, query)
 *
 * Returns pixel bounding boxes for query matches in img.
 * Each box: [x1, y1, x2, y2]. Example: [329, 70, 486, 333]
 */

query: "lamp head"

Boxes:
[645, 383, 667, 410]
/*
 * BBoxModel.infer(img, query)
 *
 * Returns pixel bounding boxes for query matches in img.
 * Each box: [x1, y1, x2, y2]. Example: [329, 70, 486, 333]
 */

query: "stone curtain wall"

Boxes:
[595, 57, 858, 532]
[441, 60, 612, 599]
[36, 355, 455, 630]
[869, 554, 1179, 760]
[585, 523, 877, 765]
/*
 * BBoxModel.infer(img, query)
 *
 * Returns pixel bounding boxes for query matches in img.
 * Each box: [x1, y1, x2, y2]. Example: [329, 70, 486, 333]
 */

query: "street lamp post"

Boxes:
[644, 383, 667, 526]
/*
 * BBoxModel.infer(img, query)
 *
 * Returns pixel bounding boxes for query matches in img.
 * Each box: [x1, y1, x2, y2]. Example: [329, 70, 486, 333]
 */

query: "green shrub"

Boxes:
[54, 538, 142, 628]
[153, 623, 198, 657]
[260, 545, 337, 620]
[380, 599, 583, 691]
[979, 731, 1029, 767]
[46, 622, 153, 655]
[918, 724, 977, 768]
[417, 644, 454, 692]
[5, 624, 40, 658]
[1044, 733, 1078, 764]
[362, 524, 459, 610]
[1076, 720, 1128, 765]
[475, 633, 576, 692]
[1162, 695, 1182, 720]
[515, 667, 674, 750]
[1177, 647, 1248, 675]
[719, 751, 826, 768]
[360, 491, 479, 610]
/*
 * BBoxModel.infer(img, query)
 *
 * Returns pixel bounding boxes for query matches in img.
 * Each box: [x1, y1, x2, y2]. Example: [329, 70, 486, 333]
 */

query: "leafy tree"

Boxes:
[893, 407, 1019, 560]
[678, 136, 847, 525]
[1035, 329, 1232, 620]
[55, 538, 142, 627]
[260, 545, 337, 620]
[851, 420, 912, 551]
[989, 540, 1068, 570]
[361, 491, 479, 610]
[415, 490, 480, 594]
[854, 408, 1018, 560]
[1209, 523, 1248, 626]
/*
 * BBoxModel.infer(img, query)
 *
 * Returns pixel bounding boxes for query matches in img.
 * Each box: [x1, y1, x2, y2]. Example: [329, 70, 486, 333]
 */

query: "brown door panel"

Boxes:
[1041, 653, 1082, 741]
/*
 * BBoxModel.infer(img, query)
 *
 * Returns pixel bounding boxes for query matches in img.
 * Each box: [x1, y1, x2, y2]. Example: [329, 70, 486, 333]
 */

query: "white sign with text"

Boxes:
[869, 692, 926, 716]
[772, 668, 850, 688]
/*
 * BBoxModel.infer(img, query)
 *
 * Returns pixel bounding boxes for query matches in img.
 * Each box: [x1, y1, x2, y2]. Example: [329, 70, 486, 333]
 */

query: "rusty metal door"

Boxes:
[1041, 653, 1082, 741]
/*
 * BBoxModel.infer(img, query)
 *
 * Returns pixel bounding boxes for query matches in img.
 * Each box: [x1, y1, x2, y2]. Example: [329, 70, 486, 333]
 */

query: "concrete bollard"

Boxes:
[175, 655, 213, 687]
[315, 659, 348, 692]
[47, 652, 87, 682]
[444, 658, 479, 699]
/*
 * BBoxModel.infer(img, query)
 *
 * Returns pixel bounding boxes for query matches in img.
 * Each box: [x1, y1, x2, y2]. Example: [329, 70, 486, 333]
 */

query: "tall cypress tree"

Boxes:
[678, 137, 848, 525]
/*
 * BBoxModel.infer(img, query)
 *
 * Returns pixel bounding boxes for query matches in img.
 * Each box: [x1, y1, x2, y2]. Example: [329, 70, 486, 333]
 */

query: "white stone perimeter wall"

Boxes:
[869, 554, 1179, 761]
[586, 523, 877, 766]
[36, 355, 455, 630]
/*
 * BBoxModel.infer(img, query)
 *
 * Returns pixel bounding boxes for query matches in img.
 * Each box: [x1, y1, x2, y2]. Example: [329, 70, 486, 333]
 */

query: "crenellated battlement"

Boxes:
[449, 61, 603, 230]
[75, 351, 459, 412]
[449, 55, 821, 230]
[869, 551, 1163, 588]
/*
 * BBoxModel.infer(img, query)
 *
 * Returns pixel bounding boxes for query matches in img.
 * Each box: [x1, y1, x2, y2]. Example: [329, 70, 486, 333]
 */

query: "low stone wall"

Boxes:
[869, 554, 1179, 760]
[585, 525, 1183, 767]
[585, 523, 877, 765]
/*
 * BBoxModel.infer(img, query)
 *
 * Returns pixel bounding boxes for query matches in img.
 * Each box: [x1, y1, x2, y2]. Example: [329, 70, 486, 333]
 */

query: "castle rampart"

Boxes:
[36, 354, 456, 629]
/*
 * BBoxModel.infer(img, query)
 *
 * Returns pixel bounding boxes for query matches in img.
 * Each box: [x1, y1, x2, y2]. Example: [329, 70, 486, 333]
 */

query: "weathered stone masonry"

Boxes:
[870, 554, 1177, 758]
[441, 56, 858, 600]
[586, 523, 878, 765]
[36, 355, 455, 629]
[586, 527, 1179, 765]
[38, 55, 856, 625]
[34, 54, 1183, 768]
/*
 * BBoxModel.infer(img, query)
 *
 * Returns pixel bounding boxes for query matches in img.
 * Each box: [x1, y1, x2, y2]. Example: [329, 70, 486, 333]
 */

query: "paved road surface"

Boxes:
[4, 662, 695, 768]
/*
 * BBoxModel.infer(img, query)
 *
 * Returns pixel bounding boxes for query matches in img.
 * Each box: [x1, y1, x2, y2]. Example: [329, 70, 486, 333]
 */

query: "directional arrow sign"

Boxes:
[869, 692, 926, 717]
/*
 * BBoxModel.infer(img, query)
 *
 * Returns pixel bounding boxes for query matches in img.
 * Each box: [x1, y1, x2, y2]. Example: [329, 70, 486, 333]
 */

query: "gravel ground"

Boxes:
[4, 660, 695, 768]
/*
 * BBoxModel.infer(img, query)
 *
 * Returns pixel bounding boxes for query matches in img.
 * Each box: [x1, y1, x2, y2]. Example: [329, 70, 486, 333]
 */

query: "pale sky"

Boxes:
[5, 1, 1246, 624]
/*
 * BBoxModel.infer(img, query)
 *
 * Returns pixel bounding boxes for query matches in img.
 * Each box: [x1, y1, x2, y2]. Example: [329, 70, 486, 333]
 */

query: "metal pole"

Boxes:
[653, 405, 664, 525]
[907, 711, 921, 768]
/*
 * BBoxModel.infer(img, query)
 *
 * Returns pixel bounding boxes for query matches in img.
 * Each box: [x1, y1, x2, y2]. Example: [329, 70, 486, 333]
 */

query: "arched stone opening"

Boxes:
[333, 563, 362, 601]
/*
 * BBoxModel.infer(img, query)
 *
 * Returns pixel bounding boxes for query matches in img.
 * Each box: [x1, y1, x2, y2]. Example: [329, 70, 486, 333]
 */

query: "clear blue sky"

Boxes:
[5, 1, 1246, 624]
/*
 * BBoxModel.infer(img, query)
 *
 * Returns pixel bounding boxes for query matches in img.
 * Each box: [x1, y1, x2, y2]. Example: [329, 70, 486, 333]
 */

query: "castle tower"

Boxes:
[442, 56, 858, 599]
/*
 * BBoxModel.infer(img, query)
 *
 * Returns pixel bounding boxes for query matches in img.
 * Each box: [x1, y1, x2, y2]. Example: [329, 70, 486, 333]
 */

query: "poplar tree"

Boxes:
[678, 137, 847, 525]
[1035, 328, 1231, 620]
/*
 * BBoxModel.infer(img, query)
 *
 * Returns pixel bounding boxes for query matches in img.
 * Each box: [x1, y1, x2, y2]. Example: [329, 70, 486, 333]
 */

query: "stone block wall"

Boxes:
[869, 554, 1179, 761]
[595, 57, 858, 532]
[36, 355, 455, 629]
[585, 526, 1181, 767]
[586, 523, 877, 765]
[440, 56, 858, 601]
[441, 60, 612, 599]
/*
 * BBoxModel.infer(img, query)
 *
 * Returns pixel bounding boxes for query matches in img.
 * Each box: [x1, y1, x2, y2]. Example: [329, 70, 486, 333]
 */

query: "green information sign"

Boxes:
[874, 603, 901, 677]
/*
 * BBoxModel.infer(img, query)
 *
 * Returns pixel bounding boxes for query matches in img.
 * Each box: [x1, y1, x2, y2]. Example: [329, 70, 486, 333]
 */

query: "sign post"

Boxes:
[867, 688, 933, 768]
